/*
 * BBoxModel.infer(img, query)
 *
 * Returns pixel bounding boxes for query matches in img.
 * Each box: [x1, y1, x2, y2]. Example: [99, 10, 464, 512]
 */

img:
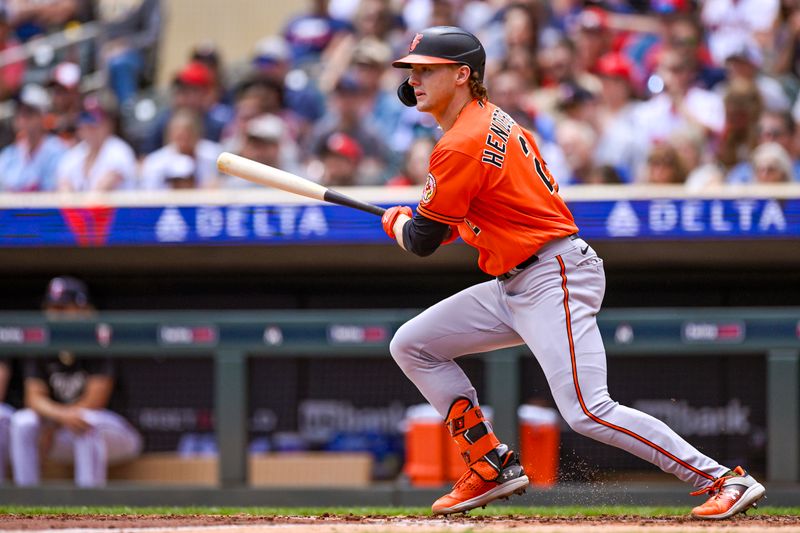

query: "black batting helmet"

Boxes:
[392, 26, 486, 107]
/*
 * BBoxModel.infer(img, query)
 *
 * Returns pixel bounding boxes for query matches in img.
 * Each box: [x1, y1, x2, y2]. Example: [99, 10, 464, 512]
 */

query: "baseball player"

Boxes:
[382, 26, 765, 518]
[9, 277, 142, 487]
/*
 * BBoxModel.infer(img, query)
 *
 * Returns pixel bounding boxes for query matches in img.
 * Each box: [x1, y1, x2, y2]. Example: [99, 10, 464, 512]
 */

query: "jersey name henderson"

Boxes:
[481, 107, 515, 169]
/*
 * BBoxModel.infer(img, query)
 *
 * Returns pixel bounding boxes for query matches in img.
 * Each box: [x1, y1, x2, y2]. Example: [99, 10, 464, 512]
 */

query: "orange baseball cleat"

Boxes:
[432, 397, 529, 515]
[431, 450, 530, 515]
[432, 448, 529, 515]
[690, 466, 766, 519]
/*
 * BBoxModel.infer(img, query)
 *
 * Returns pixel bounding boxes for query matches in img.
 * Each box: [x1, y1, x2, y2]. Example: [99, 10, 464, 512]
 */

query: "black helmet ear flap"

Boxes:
[397, 77, 417, 107]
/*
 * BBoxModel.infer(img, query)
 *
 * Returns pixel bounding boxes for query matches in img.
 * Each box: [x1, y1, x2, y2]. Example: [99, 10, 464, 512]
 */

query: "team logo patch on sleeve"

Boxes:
[420, 173, 436, 205]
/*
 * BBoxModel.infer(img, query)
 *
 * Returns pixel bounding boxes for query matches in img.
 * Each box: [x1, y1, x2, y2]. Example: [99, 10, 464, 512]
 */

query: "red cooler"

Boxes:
[403, 404, 494, 486]
[518, 404, 560, 487]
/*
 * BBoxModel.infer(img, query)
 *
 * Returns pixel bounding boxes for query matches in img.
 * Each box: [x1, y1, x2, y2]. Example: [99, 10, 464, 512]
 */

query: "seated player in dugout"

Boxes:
[381, 26, 765, 519]
[9, 276, 142, 487]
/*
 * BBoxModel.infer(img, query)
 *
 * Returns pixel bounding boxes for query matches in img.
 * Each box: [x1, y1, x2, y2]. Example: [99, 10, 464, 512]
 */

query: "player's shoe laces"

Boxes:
[431, 448, 529, 515]
[690, 466, 766, 519]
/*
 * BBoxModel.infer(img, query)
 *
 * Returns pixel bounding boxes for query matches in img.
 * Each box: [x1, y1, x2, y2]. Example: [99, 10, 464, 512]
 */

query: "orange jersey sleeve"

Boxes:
[417, 100, 578, 276]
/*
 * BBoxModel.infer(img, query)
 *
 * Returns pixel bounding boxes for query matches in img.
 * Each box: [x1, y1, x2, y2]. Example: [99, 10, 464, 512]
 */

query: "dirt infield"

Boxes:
[3, 514, 800, 533]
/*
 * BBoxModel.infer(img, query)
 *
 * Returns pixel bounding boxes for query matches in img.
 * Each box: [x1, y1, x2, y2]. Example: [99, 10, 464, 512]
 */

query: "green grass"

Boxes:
[2, 506, 800, 517]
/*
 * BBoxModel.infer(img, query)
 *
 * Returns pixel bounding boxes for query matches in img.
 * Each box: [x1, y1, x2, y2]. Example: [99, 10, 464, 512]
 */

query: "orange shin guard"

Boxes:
[445, 397, 502, 481]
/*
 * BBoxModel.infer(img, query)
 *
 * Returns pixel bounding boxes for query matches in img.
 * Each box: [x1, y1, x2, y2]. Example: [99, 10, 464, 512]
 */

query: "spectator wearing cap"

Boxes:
[716, 42, 792, 113]
[349, 38, 404, 151]
[311, 131, 364, 186]
[94, 0, 162, 105]
[9, 276, 142, 488]
[223, 75, 306, 150]
[140, 108, 222, 190]
[241, 113, 301, 176]
[0, 84, 67, 192]
[224, 114, 301, 188]
[570, 7, 612, 79]
[46, 62, 82, 146]
[594, 52, 645, 182]
[249, 35, 325, 125]
[56, 92, 137, 192]
[143, 60, 232, 154]
[556, 80, 598, 126]
[307, 72, 391, 184]
[0, 8, 25, 102]
[189, 41, 235, 106]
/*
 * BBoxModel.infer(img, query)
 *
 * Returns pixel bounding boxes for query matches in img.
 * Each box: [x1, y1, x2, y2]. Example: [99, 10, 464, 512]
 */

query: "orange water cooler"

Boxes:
[517, 404, 560, 486]
[403, 404, 494, 486]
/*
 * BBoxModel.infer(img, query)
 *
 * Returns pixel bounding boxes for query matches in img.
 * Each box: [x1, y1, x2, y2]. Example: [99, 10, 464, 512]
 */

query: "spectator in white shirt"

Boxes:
[701, 0, 779, 67]
[140, 108, 222, 190]
[632, 47, 725, 146]
[56, 93, 136, 192]
[0, 84, 66, 192]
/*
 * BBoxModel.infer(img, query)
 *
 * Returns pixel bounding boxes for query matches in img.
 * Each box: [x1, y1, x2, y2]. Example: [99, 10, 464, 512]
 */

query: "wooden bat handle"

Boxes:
[216, 152, 386, 216]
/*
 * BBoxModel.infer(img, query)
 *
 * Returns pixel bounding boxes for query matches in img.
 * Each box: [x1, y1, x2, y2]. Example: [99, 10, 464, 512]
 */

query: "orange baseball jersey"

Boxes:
[416, 99, 578, 276]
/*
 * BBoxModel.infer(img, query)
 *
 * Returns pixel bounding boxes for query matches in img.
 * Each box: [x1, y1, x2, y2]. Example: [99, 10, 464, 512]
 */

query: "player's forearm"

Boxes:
[393, 215, 412, 250]
[401, 215, 451, 257]
[73, 377, 113, 410]
[26, 395, 70, 422]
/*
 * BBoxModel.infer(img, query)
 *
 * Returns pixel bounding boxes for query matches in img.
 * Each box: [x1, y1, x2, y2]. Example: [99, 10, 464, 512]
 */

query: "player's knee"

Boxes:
[78, 408, 104, 426]
[389, 329, 411, 369]
[0, 403, 14, 422]
[561, 409, 598, 437]
[389, 324, 420, 371]
[10, 409, 40, 434]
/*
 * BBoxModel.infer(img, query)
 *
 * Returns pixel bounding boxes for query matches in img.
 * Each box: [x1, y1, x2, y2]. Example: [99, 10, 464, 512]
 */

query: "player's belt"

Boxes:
[497, 234, 579, 281]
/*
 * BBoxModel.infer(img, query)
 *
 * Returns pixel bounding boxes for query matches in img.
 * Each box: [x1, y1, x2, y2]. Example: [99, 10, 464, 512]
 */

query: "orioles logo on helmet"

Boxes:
[409, 33, 423, 52]
[421, 173, 436, 205]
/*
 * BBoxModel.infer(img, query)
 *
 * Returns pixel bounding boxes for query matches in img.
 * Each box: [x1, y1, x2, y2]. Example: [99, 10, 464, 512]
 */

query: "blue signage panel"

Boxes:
[0, 198, 797, 247]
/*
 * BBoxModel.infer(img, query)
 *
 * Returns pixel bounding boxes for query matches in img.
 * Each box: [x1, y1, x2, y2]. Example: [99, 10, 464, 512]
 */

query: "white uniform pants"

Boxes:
[390, 235, 728, 488]
[10, 408, 142, 487]
[0, 403, 13, 485]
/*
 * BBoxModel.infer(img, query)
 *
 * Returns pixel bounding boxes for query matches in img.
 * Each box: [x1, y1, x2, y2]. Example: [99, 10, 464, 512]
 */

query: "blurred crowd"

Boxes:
[1, 0, 800, 193]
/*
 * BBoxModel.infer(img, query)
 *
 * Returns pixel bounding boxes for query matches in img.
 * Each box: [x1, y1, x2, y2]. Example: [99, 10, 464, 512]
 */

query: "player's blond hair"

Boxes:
[469, 71, 488, 101]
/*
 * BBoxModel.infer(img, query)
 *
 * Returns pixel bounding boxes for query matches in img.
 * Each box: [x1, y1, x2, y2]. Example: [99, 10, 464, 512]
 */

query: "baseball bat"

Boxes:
[216, 152, 386, 216]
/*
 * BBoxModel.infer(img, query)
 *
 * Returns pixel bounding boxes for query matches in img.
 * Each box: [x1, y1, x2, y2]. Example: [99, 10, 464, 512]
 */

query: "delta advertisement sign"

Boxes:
[0, 197, 796, 247]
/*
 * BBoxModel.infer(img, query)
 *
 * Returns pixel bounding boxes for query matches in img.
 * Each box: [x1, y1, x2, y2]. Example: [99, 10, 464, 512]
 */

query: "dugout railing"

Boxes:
[0, 307, 796, 494]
